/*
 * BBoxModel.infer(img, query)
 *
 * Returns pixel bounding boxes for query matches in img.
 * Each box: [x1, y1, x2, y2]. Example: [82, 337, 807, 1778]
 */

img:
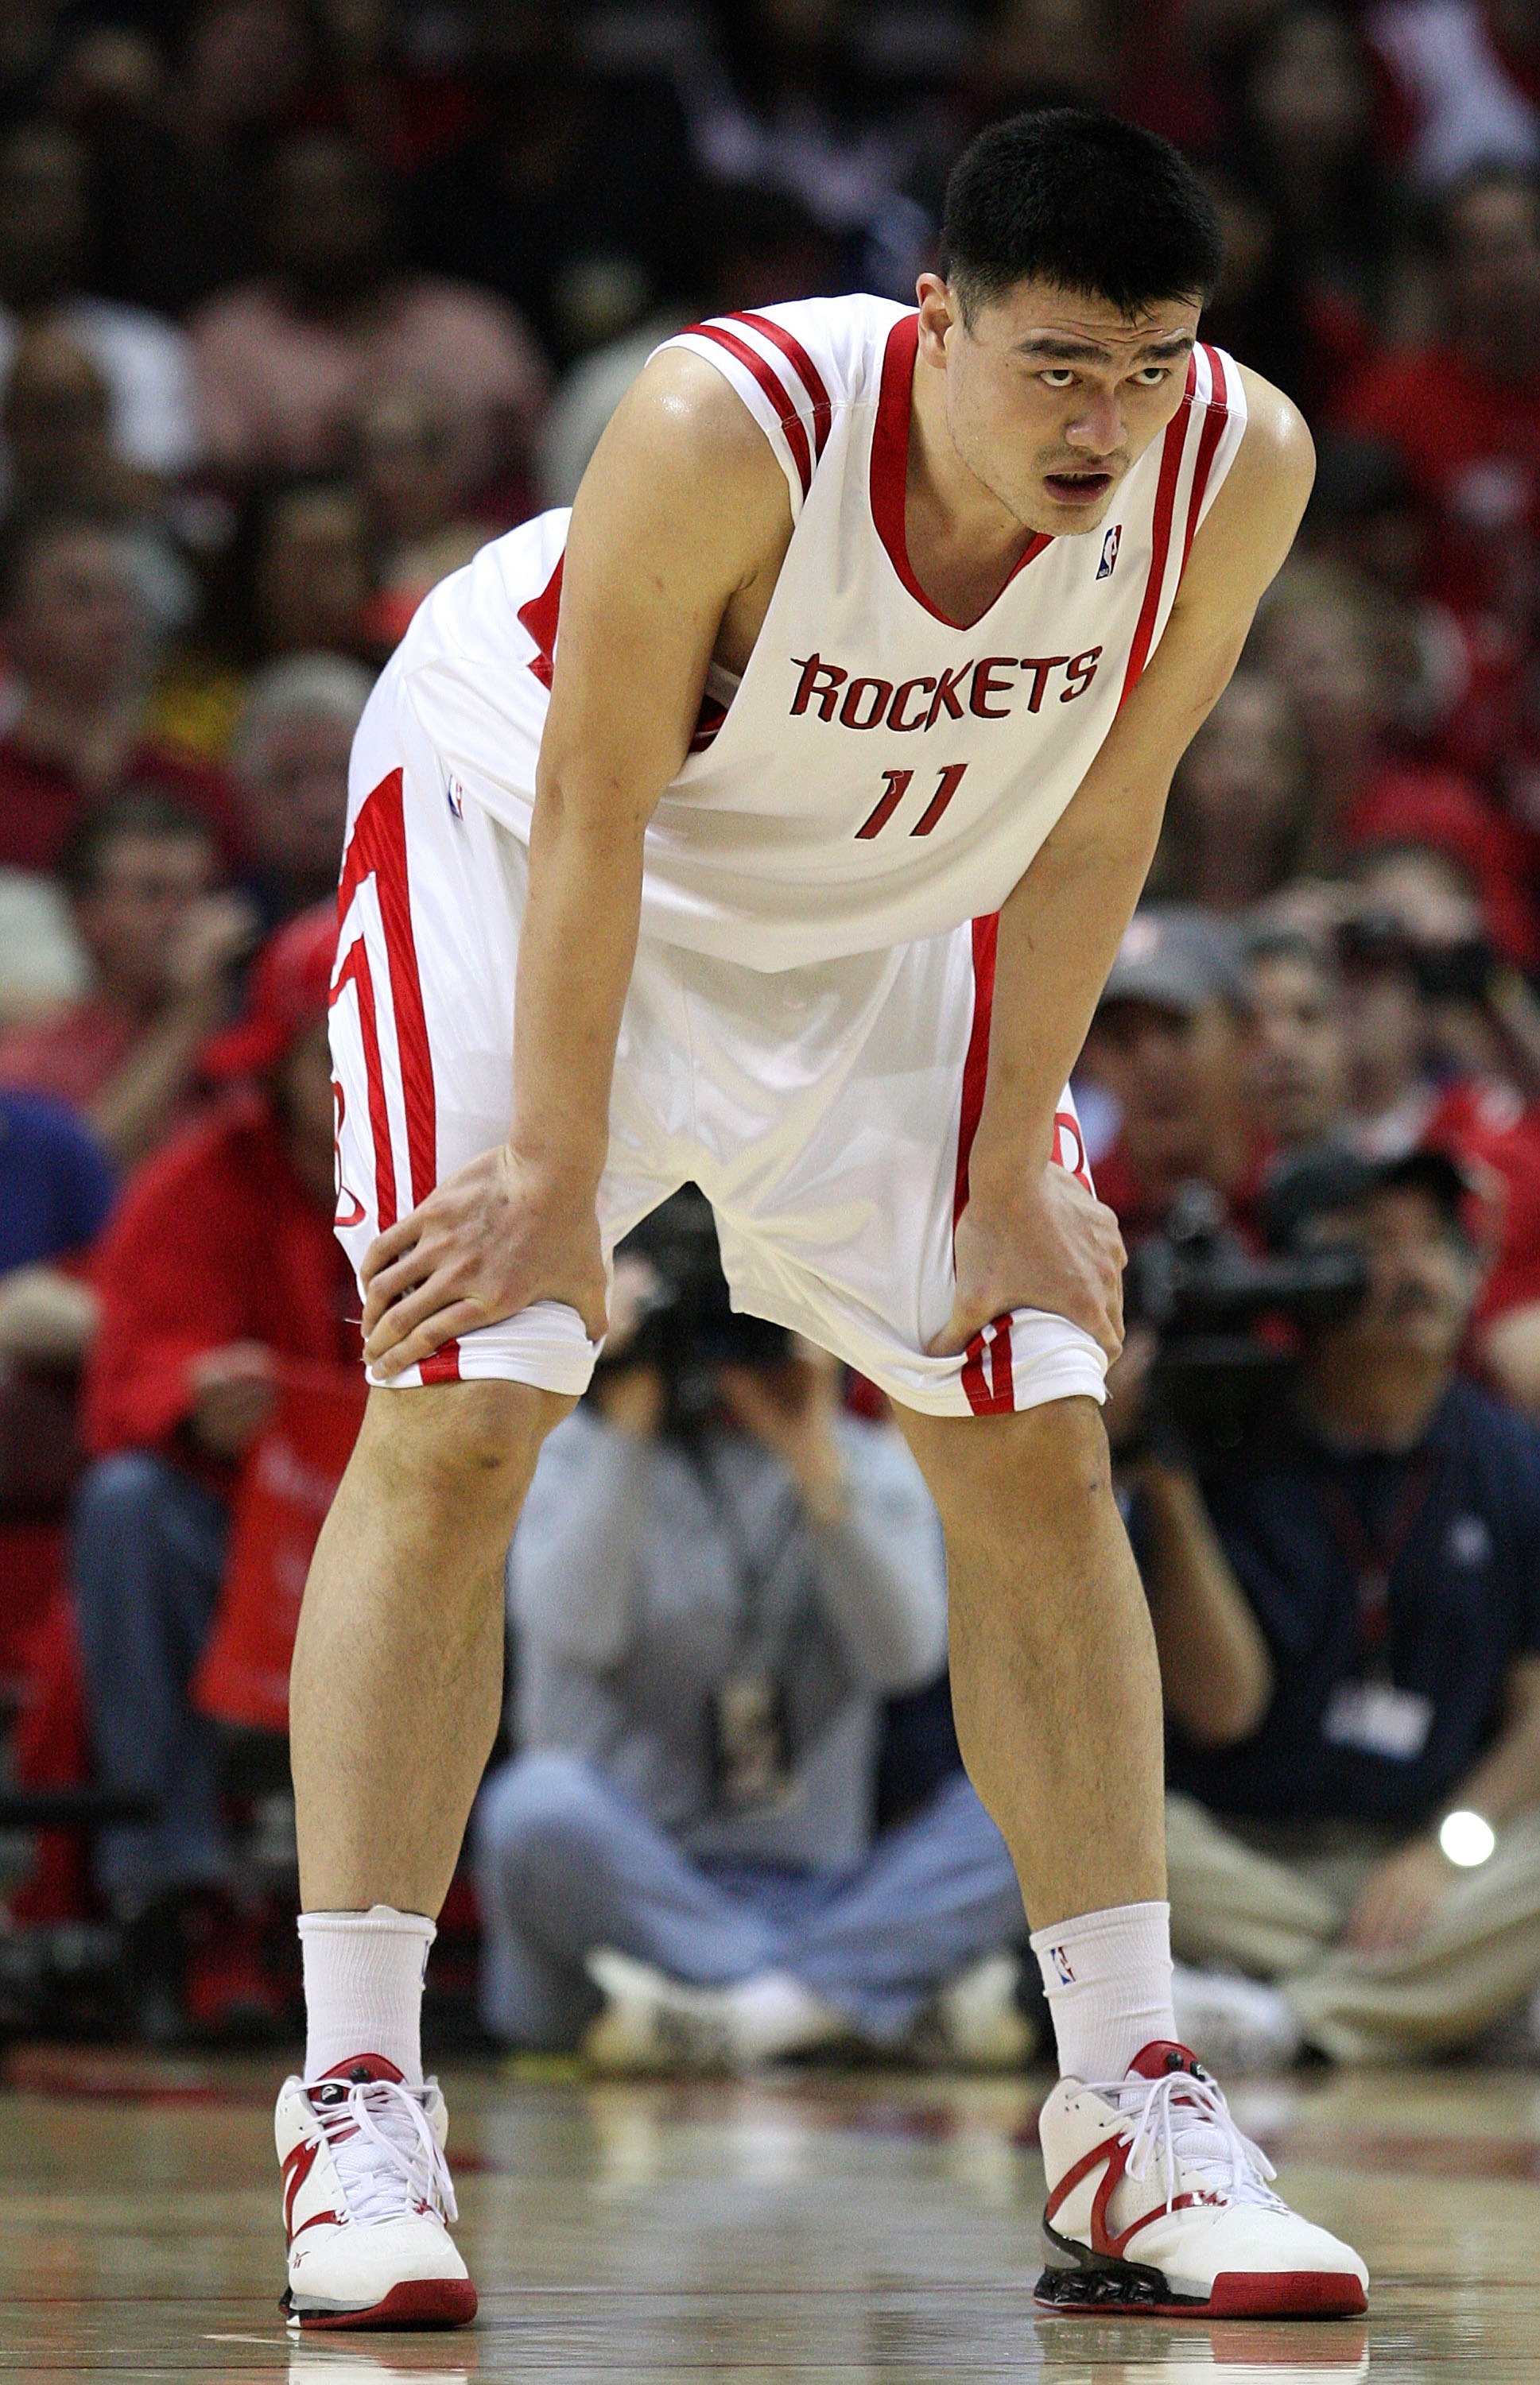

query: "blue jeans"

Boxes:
[472, 1752, 1026, 2049]
[72, 1452, 231, 1912]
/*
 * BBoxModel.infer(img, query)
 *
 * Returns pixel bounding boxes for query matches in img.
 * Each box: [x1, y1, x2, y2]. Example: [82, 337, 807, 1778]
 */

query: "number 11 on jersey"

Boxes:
[855, 762, 969, 841]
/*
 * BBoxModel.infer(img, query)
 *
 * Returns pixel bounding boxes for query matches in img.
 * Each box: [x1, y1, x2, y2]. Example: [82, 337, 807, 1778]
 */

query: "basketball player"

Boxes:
[277, 111, 1367, 2326]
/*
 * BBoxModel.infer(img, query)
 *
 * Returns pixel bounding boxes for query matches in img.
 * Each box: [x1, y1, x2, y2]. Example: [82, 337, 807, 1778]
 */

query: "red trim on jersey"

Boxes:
[1054, 1104, 1094, 1193]
[518, 553, 564, 687]
[336, 769, 460, 1383]
[689, 696, 729, 754]
[1177, 345, 1229, 577]
[729, 311, 833, 458]
[518, 537, 727, 750]
[689, 323, 813, 496]
[1117, 355, 1196, 710]
[871, 314, 1049, 629]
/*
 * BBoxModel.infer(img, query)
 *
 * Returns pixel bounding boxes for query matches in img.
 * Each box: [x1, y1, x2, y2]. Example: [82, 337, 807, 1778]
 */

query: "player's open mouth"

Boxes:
[1042, 471, 1114, 506]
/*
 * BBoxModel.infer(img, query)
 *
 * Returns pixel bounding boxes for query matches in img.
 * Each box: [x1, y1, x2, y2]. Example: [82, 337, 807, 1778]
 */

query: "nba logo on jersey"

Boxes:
[1096, 524, 1122, 580]
[446, 774, 466, 820]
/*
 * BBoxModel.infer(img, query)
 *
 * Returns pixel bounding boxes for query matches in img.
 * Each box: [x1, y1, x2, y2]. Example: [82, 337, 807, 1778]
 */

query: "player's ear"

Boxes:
[915, 273, 959, 365]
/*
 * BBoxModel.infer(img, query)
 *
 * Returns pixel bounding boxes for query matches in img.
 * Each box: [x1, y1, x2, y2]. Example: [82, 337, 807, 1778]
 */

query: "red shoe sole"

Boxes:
[1208, 2271, 1368, 2318]
[289, 2278, 479, 2330]
[1034, 2269, 1367, 2321]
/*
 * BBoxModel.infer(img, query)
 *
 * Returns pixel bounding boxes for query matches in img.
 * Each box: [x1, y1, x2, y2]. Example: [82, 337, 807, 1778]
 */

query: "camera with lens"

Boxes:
[1125, 1179, 1368, 1454]
[595, 1187, 789, 1431]
[1336, 905, 1499, 1004]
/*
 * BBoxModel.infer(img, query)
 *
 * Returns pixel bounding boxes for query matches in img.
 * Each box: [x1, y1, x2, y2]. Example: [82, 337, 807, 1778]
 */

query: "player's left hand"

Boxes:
[1344, 1837, 1451, 1958]
[930, 1162, 1126, 1363]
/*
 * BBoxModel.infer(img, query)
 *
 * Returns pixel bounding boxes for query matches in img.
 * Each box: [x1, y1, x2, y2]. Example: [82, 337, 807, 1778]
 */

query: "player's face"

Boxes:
[921, 274, 1203, 537]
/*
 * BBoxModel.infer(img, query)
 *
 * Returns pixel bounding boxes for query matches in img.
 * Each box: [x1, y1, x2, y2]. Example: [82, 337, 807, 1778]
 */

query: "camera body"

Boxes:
[1127, 1181, 1368, 1452]
[596, 1189, 789, 1432]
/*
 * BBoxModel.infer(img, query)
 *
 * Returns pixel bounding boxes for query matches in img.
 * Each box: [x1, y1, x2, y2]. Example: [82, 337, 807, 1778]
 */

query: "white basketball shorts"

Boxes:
[330, 660, 1107, 1419]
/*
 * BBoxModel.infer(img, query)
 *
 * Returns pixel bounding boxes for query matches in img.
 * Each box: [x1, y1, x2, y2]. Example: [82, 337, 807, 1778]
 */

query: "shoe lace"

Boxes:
[1088, 2066, 1286, 2216]
[308, 2077, 458, 2227]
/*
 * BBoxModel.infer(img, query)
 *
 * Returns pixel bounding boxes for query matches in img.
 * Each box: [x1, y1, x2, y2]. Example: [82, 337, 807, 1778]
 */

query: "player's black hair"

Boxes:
[943, 109, 1224, 324]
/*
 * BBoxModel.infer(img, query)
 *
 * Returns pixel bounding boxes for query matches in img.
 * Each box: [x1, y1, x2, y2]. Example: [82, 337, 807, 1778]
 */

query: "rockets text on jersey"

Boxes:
[388, 295, 1247, 970]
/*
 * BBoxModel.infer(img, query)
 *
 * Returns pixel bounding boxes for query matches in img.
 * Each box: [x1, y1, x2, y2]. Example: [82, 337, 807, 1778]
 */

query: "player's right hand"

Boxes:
[359, 1143, 608, 1378]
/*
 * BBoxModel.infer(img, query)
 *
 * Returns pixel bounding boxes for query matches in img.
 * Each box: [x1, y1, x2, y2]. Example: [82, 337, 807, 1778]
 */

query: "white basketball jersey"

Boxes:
[398, 295, 1246, 970]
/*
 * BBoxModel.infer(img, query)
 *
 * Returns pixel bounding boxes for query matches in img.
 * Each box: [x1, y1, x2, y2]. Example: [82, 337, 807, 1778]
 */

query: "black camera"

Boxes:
[1336, 907, 1498, 1004]
[595, 1187, 789, 1430]
[1126, 1180, 1368, 1452]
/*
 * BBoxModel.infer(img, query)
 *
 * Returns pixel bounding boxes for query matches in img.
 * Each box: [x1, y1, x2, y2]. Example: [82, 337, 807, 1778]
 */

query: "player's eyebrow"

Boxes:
[1014, 332, 1196, 364]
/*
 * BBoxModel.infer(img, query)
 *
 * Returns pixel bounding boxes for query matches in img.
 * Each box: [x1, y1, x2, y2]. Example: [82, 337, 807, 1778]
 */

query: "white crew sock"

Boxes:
[1029, 1899, 1177, 2083]
[300, 1905, 436, 2085]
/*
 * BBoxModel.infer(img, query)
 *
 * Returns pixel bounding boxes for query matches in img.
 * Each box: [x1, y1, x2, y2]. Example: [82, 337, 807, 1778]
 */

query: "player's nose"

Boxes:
[1064, 390, 1125, 456]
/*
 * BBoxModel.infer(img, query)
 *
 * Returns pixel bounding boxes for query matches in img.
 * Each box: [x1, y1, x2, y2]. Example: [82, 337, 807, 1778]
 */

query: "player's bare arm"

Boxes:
[935, 366, 1315, 1359]
[361, 355, 791, 1377]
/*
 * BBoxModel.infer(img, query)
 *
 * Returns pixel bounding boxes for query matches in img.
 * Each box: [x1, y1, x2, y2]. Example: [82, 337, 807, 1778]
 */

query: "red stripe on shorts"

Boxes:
[953, 913, 997, 1230]
[952, 914, 1016, 1414]
[337, 768, 460, 1382]
[960, 1318, 1016, 1416]
[332, 938, 396, 1230]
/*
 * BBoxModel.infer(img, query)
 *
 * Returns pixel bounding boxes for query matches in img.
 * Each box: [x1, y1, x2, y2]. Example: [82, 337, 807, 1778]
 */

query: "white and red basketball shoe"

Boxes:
[1035, 2042, 1367, 2318]
[275, 2053, 477, 2329]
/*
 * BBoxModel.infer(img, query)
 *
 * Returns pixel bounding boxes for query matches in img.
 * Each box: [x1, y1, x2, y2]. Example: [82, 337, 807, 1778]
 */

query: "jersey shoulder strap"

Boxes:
[654, 295, 906, 519]
[1185, 342, 1248, 541]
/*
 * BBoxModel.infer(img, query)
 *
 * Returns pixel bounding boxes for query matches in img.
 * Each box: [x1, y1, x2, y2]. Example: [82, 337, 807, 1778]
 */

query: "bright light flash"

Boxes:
[1439, 1809, 1496, 1867]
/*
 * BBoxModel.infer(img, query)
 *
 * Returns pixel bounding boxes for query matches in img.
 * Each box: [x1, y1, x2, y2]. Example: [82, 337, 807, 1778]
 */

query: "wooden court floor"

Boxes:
[1, 2049, 1538, 2381]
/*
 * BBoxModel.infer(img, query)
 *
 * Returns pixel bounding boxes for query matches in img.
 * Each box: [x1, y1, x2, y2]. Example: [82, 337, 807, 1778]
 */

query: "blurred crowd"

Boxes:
[9, 0, 1540, 2065]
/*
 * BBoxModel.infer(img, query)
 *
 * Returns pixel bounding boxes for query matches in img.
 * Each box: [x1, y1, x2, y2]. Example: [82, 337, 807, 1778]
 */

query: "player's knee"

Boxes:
[914, 1394, 1113, 1535]
[358, 1378, 570, 1510]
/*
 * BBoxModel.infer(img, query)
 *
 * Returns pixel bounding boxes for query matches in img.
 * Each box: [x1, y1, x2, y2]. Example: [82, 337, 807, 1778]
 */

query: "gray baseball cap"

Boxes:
[1098, 907, 1244, 1017]
[1260, 1141, 1473, 1254]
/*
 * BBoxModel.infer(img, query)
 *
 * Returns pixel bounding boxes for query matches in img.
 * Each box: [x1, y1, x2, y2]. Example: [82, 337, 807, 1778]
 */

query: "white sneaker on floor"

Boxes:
[929, 1953, 1038, 2070]
[582, 1949, 739, 2073]
[1172, 1962, 1302, 2075]
[276, 2053, 476, 2330]
[1035, 2039, 1367, 2317]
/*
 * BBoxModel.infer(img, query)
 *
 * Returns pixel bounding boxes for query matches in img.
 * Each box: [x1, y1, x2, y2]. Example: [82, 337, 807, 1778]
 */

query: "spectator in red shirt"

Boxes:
[1339, 165, 1540, 626]
[0, 508, 247, 872]
[0, 793, 253, 1166]
[72, 907, 355, 2038]
[1079, 909, 1263, 1247]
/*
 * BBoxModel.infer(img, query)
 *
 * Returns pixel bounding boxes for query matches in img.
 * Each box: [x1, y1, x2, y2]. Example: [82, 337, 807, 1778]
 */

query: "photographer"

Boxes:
[1129, 1147, 1540, 2067]
[473, 1197, 1033, 2071]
